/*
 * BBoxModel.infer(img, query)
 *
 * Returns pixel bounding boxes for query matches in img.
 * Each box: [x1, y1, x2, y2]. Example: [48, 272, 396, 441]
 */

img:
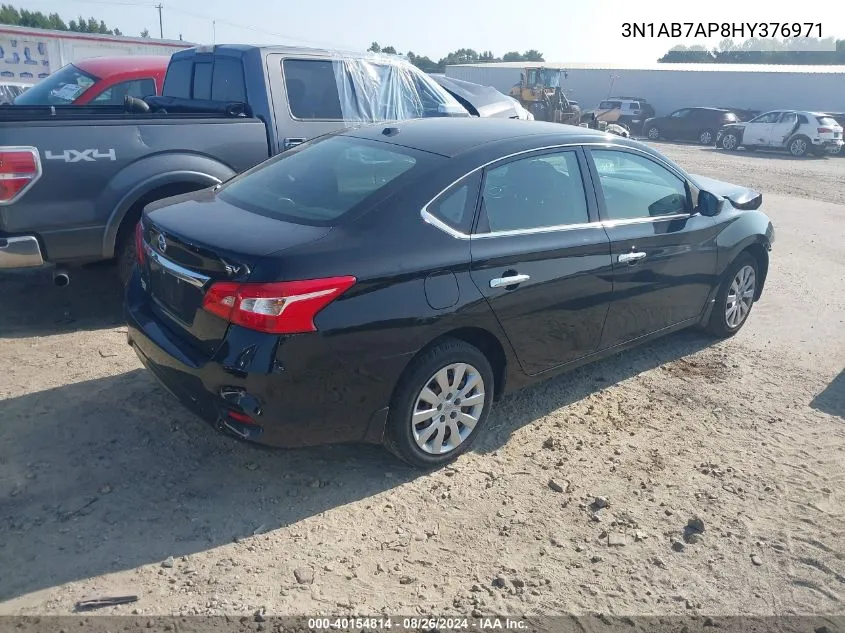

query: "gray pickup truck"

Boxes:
[0, 44, 504, 286]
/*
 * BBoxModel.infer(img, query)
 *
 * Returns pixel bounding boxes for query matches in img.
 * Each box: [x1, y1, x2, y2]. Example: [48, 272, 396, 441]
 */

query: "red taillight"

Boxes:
[202, 276, 357, 334]
[0, 147, 40, 204]
[134, 221, 146, 266]
[818, 127, 833, 134]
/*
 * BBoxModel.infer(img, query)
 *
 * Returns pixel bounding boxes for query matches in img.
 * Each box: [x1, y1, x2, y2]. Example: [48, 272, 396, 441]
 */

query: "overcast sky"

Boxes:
[19, 0, 845, 63]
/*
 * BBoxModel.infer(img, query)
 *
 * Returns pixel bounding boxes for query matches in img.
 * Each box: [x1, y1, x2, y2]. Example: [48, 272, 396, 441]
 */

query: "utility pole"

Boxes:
[155, 3, 163, 39]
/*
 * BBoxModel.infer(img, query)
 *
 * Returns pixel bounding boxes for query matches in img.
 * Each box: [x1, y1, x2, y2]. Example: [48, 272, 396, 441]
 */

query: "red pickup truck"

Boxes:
[12, 55, 168, 106]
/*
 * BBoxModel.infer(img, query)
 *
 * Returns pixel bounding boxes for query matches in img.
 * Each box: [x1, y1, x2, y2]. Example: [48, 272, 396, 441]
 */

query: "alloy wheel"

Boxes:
[725, 265, 756, 329]
[411, 362, 485, 455]
[722, 134, 738, 150]
[790, 138, 808, 156]
[699, 130, 713, 144]
[647, 127, 659, 140]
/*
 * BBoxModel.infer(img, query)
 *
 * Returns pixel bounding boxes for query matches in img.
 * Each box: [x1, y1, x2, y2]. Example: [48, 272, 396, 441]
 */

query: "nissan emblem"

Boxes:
[157, 234, 167, 253]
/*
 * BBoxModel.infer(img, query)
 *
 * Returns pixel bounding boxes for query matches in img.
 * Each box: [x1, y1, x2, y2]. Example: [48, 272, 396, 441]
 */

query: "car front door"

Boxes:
[586, 148, 720, 348]
[742, 111, 781, 146]
[469, 147, 614, 376]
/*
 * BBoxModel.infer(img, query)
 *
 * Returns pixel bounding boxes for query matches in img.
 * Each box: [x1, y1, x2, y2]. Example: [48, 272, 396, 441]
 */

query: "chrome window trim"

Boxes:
[419, 141, 695, 240]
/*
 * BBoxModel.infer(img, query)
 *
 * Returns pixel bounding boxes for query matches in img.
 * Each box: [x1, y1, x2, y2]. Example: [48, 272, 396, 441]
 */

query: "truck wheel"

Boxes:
[788, 135, 810, 157]
[116, 226, 137, 287]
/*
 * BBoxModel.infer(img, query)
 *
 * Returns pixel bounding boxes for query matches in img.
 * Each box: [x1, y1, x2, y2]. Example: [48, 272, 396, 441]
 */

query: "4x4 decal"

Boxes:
[43, 149, 117, 163]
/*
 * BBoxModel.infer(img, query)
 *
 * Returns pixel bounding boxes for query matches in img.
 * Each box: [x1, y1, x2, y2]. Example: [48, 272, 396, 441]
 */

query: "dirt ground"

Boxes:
[0, 143, 843, 621]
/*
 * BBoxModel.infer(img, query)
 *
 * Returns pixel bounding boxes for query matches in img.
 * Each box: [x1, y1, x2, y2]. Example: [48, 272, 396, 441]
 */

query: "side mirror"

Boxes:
[697, 190, 723, 217]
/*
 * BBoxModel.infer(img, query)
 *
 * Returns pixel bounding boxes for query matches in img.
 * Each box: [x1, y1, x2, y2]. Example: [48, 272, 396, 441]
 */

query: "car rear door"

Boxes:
[768, 111, 799, 146]
[585, 147, 719, 348]
[468, 147, 614, 376]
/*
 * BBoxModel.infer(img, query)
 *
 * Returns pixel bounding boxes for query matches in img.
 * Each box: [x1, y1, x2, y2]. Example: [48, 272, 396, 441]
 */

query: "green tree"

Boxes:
[0, 3, 122, 35]
[140, 28, 150, 38]
[382, 45, 398, 55]
[368, 42, 381, 53]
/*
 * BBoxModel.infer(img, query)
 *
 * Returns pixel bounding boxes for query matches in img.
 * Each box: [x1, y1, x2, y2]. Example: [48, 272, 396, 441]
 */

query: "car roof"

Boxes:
[340, 117, 645, 158]
[75, 55, 170, 79]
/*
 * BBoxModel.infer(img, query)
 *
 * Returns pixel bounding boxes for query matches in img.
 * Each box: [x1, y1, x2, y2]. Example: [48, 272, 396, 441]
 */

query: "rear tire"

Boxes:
[645, 125, 660, 140]
[705, 253, 759, 338]
[384, 338, 494, 470]
[698, 128, 715, 145]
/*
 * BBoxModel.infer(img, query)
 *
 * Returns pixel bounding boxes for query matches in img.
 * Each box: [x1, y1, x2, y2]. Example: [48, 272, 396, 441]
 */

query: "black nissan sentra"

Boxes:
[125, 118, 774, 468]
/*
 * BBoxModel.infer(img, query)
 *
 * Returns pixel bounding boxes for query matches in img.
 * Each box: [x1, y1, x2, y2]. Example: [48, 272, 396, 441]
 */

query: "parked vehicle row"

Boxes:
[637, 104, 843, 157]
[716, 110, 844, 157]
[0, 44, 523, 285]
[125, 117, 775, 468]
[9, 55, 168, 106]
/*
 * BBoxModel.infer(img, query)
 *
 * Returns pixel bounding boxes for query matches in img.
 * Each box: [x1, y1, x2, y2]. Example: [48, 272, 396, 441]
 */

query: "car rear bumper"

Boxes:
[124, 268, 411, 449]
[0, 235, 44, 269]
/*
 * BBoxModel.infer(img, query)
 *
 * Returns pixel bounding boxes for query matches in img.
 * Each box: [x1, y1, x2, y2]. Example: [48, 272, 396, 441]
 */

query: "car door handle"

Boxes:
[490, 274, 530, 288]
[618, 251, 647, 264]
[283, 138, 306, 150]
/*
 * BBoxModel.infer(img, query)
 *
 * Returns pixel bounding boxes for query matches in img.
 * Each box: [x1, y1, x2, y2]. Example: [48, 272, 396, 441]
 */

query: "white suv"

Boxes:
[716, 110, 844, 157]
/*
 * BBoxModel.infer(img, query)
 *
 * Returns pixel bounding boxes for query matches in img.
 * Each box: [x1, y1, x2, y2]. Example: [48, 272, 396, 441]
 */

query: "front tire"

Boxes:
[705, 253, 759, 338]
[384, 338, 494, 469]
[646, 125, 660, 140]
[721, 132, 740, 151]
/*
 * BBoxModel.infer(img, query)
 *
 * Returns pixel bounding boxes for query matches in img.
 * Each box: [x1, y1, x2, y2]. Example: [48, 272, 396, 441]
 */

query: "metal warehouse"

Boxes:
[444, 61, 845, 117]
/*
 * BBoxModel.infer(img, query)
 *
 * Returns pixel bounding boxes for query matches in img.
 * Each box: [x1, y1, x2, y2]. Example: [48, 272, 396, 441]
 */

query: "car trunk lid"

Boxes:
[140, 188, 331, 356]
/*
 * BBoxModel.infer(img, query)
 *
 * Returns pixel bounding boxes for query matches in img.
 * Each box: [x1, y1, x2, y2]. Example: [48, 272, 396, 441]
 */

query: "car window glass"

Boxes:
[798, 114, 809, 124]
[91, 78, 156, 104]
[162, 59, 191, 98]
[670, 109, 688, 118]
[218, 136, 428, 226]
[283, 59, 343, 119]
[211, 57, 246, 102]
[591, 150, 689, 220]
[192, 61, 213, 100]
[817, 116, 838, 127]
[425, 172, 481, 234]
[598, 101, 613, 109]
[751, 112, 779, 124]
[478, 151, 589, 233]
[779, 112, 797, 124]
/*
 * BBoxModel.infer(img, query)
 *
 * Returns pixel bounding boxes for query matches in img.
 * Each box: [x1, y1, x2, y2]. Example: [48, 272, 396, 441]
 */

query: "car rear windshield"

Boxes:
[14, 63, 98, 105]
[817, 116, 839, 127]
[217, 135, 435, 226]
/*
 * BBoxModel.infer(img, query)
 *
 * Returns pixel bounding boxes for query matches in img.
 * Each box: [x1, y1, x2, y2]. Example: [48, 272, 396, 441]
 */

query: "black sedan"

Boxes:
[126, 118, 775, 469]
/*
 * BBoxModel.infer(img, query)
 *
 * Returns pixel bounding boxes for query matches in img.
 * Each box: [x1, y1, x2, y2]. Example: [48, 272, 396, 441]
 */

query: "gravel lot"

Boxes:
[1, 143, 842, 620]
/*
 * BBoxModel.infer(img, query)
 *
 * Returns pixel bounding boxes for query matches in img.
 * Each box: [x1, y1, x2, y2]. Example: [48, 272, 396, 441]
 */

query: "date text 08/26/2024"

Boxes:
[622, 22, 823, 39]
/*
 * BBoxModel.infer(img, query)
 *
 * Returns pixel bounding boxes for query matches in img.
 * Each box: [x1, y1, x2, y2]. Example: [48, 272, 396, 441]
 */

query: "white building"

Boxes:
[0, 24, 191, 85]
[445, 61, 845, 116]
